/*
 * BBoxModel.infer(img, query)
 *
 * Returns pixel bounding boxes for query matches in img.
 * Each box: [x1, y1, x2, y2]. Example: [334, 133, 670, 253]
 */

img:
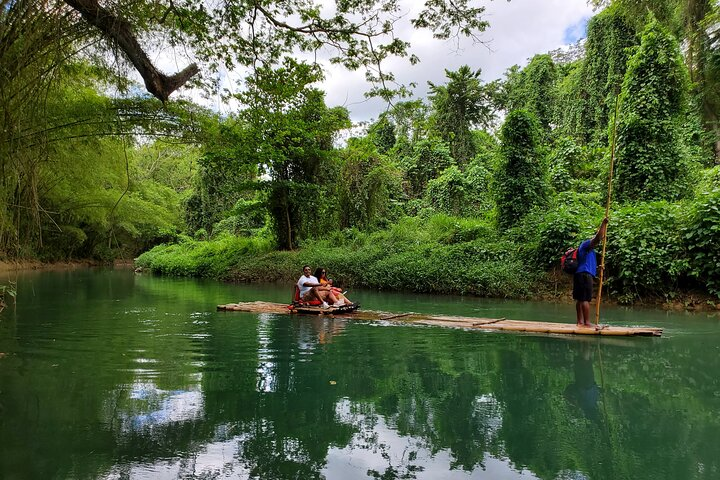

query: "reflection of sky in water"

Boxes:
[100, 435, 250, 480]
[256, 314, 290, 393]
[99, 396, 546, 479]
[113, 381, 204, 431]
[321, 398, 537, 479]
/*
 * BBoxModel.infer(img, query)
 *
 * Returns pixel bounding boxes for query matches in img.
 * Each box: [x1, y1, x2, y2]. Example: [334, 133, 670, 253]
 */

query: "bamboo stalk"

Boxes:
[595, 96, 620, 326]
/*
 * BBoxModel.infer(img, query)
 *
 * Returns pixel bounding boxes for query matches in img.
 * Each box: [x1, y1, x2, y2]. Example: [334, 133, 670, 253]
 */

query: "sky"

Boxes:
[315, 0, 595, 122]
[165, 0, 596, 123]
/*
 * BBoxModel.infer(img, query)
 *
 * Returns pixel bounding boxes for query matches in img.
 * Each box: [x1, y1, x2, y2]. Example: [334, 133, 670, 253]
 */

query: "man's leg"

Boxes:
[313, 288, 327, 303]
[303, 288, 325, 305]
[575, 301, 583, 326]
[581, 301, 591, 326]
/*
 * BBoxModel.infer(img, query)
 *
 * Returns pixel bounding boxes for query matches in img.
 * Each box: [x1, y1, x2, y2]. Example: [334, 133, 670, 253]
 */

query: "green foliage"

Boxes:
[337, 138, 404, 229]
[615, 18, 694, 202]
[590, 0, 683, 34]
[368, 115, 397, 154]
[184, 149, 255, 237]
[428, 65, 497, 164]
[261, 214, 532, 297]
[695, 165, 720, 193]
[683, 187, 720, 297]
[212, 199, 268, 237]
[139, 214, 533, 297]
[575, 6, 637, 144]
[548, 137, 581, 192]
[553, 60, 585, 140]
[547, 137, 609, 195]
[424, 164, 492, 217]
[237, 59, 351, 249]
[399, 138, 455, 197]
[135, 234, 273, 278]
[470, 130, 499, 165]
[132, 142, 198, 193]
[605, 202, 689, 302]
[494, 110, 548, 230]
[500, 55, 557, 133]
[386, 100, 429, 148]
[522, 193, 604, 269]
[0, 280, 17, 313]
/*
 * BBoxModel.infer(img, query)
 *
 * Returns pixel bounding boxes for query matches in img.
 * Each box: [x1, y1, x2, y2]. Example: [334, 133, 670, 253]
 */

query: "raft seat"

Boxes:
[289, 285, 323, 309]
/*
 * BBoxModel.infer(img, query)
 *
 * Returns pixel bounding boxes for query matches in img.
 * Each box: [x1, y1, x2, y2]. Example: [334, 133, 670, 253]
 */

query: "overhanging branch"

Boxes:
[63, 0, 199, 102]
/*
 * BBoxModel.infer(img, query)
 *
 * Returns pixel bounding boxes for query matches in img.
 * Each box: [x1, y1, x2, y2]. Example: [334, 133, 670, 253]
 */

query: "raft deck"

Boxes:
[217, 301, 663, 337]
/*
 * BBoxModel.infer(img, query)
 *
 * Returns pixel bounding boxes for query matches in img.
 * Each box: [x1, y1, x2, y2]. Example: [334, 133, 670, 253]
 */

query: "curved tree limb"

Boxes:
[63, 0, 198, 102]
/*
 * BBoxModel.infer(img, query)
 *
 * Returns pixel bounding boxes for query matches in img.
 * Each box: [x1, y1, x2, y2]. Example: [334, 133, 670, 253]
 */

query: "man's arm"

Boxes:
[589, 217, 609, 249]
[299, 277, 323, 288]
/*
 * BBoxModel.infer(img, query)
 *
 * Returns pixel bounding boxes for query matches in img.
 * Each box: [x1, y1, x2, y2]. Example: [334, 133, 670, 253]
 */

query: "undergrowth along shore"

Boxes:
[136, 215, 533, 298]
[135, 212, 720, 310]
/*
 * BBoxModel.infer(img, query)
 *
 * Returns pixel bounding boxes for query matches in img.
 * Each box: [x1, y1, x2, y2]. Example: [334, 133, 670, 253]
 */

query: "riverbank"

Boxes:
[132, 225, 720, 313]
[532, 273, 720, 312]
[0, 259, 134, 273]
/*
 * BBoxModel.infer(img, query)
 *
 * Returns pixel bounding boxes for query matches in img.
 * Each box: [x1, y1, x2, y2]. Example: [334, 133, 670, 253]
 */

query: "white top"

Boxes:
[297, 275, 318, 297]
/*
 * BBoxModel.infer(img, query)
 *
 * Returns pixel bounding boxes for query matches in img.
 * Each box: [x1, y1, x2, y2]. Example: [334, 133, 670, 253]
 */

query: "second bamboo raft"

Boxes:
[217, 301, 663, 337]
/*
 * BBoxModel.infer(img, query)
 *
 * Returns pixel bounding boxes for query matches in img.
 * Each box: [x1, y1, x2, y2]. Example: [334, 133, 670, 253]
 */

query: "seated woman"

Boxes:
[314, 267, 353, 306]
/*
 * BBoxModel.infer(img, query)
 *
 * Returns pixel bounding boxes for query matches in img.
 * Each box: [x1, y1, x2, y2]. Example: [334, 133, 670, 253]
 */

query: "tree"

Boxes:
[237, 59, 350, 249]
[368, 114, 397, 154]
[400, 138, 455, 198]
[428, 65, 498, 165]
[337, 138, 403, 229]
[59, 0, 495, 102]
[615, 18, 692, 202]
[500, 55, 557, 134]
[591, 0, 720, 158]
[494, 110, 547, 230]
[576, 6, 637, 145]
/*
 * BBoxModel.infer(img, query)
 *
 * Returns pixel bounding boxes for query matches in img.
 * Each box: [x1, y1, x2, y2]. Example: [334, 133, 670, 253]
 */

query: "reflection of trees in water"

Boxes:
[5, 294, 720, 479]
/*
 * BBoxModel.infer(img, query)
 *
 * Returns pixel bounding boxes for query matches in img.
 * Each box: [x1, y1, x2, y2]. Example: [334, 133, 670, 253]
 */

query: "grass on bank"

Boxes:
[135, 214, 537, 298]
[136, 185, 720, 303]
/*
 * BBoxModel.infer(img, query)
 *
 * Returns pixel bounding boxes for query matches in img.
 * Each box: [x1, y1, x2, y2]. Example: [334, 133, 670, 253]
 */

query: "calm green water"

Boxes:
[1, 269, 719, 480]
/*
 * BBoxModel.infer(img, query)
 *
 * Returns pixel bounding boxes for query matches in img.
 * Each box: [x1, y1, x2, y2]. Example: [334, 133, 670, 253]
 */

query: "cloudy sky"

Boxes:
[171, 0, 596, 122]
[313, 0, 596, 122]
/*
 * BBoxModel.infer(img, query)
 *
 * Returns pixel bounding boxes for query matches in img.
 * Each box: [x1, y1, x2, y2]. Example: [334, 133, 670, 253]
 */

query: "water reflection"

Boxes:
[564, 342, 600, 422]
[1, 269, 719, 479]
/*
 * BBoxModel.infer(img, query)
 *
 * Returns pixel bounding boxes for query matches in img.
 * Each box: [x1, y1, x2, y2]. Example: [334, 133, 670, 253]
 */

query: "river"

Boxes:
[0, 268, 718, 479]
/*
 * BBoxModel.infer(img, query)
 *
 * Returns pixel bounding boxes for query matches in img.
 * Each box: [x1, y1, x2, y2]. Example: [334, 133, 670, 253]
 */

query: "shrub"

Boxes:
[683, 188, 720, 298]
[604, 202, 689, 302]
[523, 194, 604, 270]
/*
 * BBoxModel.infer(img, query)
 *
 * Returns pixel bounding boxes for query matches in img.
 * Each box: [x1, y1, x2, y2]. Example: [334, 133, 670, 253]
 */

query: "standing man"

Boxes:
[574, 217, 609, 327]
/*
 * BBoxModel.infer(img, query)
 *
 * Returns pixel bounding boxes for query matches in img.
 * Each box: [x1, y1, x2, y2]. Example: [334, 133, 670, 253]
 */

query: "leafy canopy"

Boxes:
[61, 0, 493, 102]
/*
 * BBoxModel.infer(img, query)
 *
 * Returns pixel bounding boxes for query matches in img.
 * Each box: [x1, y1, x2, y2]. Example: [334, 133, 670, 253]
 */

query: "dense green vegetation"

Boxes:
[2, 1, 720, 304]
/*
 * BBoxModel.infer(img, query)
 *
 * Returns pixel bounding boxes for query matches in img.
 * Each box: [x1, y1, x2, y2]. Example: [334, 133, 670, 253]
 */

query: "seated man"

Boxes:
[297, 265, 340, 308]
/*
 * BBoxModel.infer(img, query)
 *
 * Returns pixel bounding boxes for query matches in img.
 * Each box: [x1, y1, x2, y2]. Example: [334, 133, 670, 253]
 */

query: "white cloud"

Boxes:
[162, 0, 595, 122]
[319, 0, 595, 122]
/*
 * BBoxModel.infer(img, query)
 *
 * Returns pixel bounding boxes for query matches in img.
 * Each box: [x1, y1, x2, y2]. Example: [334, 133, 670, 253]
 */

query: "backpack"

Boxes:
[561, 247, 579, 274]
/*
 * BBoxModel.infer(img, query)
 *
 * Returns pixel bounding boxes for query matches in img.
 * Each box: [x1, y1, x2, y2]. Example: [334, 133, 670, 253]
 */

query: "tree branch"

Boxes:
[63, 0, 199, 102]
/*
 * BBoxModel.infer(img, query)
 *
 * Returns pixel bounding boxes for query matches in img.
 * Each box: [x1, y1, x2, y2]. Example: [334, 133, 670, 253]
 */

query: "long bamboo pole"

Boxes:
[595, 96, 620, 326]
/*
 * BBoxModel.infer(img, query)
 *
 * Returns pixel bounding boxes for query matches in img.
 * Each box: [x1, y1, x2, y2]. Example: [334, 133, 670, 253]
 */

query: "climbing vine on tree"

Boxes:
[614, 18, 693, 202]
[495, 110, 547, 230]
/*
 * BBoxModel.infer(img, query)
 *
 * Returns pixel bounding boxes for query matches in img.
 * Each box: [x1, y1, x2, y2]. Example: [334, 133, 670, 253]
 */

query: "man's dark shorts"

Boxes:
[573, 272, 593, 302]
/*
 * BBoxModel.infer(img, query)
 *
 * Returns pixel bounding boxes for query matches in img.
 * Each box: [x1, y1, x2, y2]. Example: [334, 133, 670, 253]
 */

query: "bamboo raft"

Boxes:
[217, 301, 663, 337]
